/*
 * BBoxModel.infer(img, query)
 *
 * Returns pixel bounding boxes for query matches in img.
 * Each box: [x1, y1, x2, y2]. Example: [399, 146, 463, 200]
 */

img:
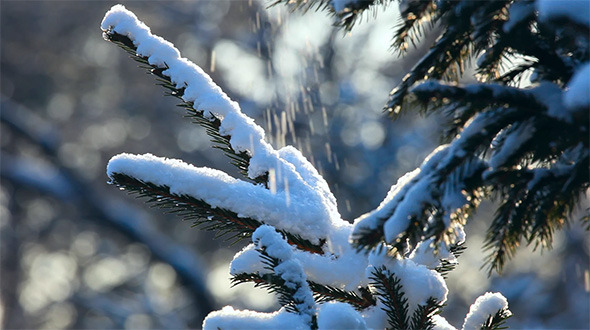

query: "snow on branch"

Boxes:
[410, 81, 544, 111]
[102, 5, 345, 247]
[220, 226, 319, 327]
[316, 302, 366, 329]
[101, 4, 525, 329]
[461, 292, 511, 330]
[367, 247, 449, 329]
[352, 139, 486, 252]
[386, 1, 484, 115]
[107, 153, 335, 246]
[271, 0, 379, 30]
[230, 235, 375, 310]
[252, 226, 316, 322]
[101, 4, 268, 179]
[203, 306, 308, 330]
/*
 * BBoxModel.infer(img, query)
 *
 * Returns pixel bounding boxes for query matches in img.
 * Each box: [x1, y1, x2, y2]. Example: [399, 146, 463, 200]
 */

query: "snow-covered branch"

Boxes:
[102, 3, 551, 328]
[462, 292, 511, 330]
[102, 5, 346, 250]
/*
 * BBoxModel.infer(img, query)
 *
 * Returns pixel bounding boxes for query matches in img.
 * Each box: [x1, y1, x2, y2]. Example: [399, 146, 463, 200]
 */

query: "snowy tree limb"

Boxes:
[270, 0, 384, 30]
[109, 172, 324, 254]
[103, 31, 267, 185]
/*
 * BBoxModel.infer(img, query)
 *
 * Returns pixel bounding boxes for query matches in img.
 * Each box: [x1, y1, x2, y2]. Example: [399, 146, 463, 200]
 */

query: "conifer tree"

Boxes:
[280, 0, 589, 274]
[101, 1, 588, 328]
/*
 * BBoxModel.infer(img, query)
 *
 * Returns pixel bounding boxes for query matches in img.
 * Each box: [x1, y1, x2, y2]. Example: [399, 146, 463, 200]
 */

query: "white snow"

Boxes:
[253, 225, 295, 261]
[231, 224, 369, 291]
[352, 168, 421, 234]
[352, 142, 475, 245]
[101, 5, 267, 177]
[252, 226, 316, 322]
[108, 153, 335, 244]
[317, 302, 367, 329]
[203, 306, 308, 330]
[292, 239, 369, 290]
[230, 244, 265, 275]
[433, 315, 458, 330]
[564, 63, 590, 110]
[452, 223, 466, 244]
[353, 142, 475, 245]
[368, 248, 448, 317]
[461, 292, 511, 330]
[409, 238, 456, 269]
[360, 304, 388, 330]
[101, 5, 343, 243]
[537, 0, 590, 26]
[278, 146, 338, 212]
[101, 5, 346, 248]
[383, 174, 434, 242]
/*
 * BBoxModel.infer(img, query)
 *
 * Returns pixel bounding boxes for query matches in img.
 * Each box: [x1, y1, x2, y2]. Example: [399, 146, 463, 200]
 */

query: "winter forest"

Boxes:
[1, 0, 589, 329]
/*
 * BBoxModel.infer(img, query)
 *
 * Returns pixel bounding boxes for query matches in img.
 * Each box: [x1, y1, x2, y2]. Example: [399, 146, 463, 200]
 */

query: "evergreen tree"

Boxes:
[279, 0, 589, 274]
[101, 0, 588, 328]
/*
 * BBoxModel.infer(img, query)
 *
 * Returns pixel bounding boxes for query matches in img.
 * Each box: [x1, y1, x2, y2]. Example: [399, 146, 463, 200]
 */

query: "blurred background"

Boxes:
[1, 1, 588, 329]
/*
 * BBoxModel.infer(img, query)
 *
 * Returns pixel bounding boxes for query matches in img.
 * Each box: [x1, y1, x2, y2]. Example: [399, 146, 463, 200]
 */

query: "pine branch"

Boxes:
[271, 0, 387, 31]
[355, 100, 566, 263]
[410, 84, 524, 145]
[350, 169, 427, 253]
[109, 172, 324, 254]
[387, 0, 529, 116]
[480, 308, 512, 330]
[483, 177, 529, 274]
[353, 150, 486, 255]
[393, 0, 437, 54]
[386, 1, 480, 116]
[234, 272, 375, 311]
[308, 282, 375, 309]
[410, 81, 544, 115]
[232, 272, 301, 312]
[434, 243, 466, 278]
[505, 24, 574, 84]
[351, 225, 387, 253]
[475, 40, 514, 83]
[469, 1, 511, 52]
[256, 247, 316, 321]
[386, 27, 470, 116]
[234, 231, 318, 329]
[409, 297, 443, 330]
[232, 256, 306, 315]
[269, 0, 333, 14]
[369, 266, 410, 329]
[334, 0, 387, 31]
[390, 213, 433, 256]
[103, 31, 268, 185]
[484, 150, 589, 274]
